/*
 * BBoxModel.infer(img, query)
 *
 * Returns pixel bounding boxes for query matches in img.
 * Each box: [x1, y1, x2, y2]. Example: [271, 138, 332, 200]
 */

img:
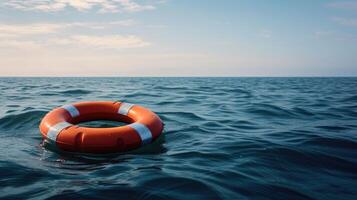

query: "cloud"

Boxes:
[116, 0, 155, 12]
[64, 19, 136, 29]
[0, 23, 64, 35]
[2, 0, 156, 13]
[327, 1, 357, 10]
[332, 17, 357, 27]
[0, 21, 149, 50]
[62, 35, 150, 48]
[1, 34, 150, 50]
[0, 40, 43, 49]
[314, 30, 357, 41]
[314, 31, 334, 38]
[0, 20, 134, 36]
[258, 30, 272, 38]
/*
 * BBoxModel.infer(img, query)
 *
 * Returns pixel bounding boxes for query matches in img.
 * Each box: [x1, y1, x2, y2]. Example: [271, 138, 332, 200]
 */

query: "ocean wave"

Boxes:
[0, 110, 46, 130]
[45, 177, 222, 200]
[0, 77, 356, 199]
[58, 89, 93, 95]
[246, 103, 297, 118]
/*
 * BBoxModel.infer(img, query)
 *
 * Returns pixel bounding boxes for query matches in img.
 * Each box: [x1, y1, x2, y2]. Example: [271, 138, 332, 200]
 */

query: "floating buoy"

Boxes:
[39, 101, 164, 153]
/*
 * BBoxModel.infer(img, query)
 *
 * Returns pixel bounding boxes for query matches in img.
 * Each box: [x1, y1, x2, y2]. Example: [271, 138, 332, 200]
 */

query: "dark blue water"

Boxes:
[0, 77, 356, 200]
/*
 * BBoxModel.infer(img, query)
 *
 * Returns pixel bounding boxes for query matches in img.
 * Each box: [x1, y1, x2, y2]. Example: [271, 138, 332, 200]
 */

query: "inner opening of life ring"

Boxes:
[78, 120, 128, 128]
[67, 108, 136, 128]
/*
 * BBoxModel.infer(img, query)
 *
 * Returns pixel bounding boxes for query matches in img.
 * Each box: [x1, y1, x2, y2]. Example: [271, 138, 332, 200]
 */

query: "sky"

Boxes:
[0, 0, 356, 76]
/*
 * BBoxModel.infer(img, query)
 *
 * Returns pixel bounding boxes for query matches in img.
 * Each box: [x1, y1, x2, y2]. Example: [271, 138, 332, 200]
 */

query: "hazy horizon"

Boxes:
[0, 0, 356, 76]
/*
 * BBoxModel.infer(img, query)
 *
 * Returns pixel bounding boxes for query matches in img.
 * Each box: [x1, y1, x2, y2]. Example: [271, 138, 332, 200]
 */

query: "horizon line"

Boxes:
[0, 75, 356, 78]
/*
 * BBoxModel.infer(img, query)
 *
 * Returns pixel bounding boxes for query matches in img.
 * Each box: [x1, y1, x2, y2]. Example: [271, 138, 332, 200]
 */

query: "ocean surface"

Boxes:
[0, 77, 356, 200]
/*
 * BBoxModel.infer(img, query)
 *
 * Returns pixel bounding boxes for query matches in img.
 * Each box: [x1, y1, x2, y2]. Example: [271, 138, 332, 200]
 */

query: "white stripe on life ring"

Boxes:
[118, 102, 134, 116]
[128, 122, 152, 145]
[61, 104, 80, 118]
[47, 121, 72, 142]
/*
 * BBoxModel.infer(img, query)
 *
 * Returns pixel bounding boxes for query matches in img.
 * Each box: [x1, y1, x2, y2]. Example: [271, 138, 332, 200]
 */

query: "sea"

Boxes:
[0, 77, 356, 200]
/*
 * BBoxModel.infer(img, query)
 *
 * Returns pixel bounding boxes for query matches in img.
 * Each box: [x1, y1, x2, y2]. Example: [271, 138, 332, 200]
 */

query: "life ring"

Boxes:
[39, 101, 164, 153]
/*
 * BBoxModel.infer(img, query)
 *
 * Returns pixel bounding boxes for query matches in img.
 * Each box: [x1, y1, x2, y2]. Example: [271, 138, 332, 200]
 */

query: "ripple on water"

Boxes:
[0, 77, 357, 200]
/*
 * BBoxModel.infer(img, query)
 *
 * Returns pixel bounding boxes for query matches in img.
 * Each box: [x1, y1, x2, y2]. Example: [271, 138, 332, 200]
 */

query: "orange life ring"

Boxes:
[39, 101, 164, 154]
